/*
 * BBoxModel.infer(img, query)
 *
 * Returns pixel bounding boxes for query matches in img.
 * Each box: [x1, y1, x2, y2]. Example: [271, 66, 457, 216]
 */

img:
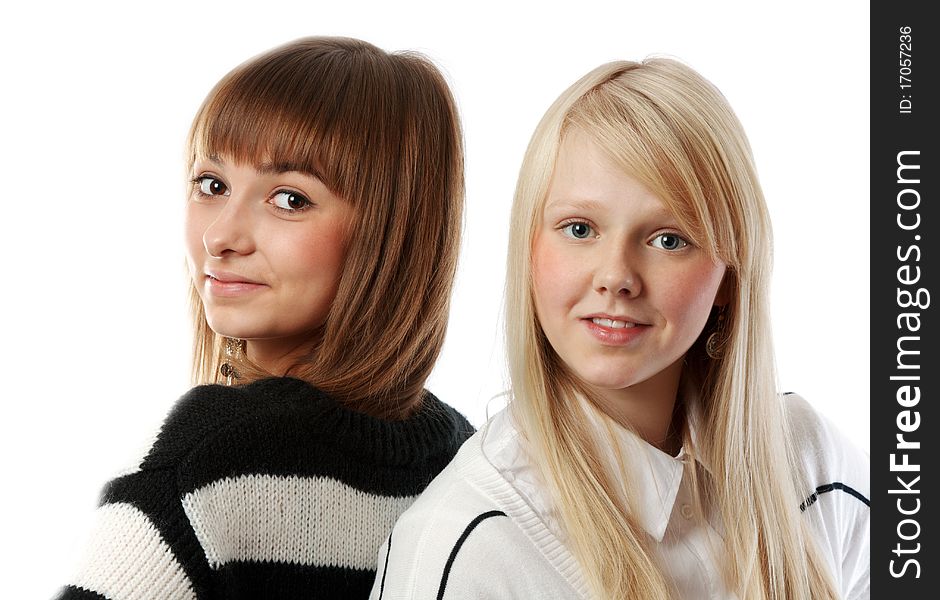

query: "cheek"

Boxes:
[184, 203, 210, 275]
[281, 222, 351, 293]
[532, 234, 591, 329]
[531, 236, 572, 317]
[661, 263, 726, 330]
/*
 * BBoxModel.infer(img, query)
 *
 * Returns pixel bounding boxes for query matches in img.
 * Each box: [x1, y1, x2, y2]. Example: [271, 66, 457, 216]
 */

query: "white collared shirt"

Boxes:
[371, 394, 870, 599]
[570, 401, 734, 597]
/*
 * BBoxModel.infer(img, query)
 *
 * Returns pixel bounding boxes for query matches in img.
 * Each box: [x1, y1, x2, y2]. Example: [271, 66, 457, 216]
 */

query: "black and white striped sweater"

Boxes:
[56, 376, 474, 600]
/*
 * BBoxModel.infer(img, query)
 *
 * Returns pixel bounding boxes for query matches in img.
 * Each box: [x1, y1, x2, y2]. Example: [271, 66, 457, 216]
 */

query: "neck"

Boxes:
[245, 336, 316, 376]
[587, 358, 685, 454]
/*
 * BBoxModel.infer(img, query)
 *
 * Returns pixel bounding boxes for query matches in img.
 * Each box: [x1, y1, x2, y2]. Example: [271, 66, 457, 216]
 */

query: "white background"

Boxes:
[0, 1, 868, 596]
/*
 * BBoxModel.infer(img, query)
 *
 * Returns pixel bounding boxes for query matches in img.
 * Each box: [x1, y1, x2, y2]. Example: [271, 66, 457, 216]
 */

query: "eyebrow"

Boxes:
[543, 198, 604, 213]
[545, 196, 680, 223]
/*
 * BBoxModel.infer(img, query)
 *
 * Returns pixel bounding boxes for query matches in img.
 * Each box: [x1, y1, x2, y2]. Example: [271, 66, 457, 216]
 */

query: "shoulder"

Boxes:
[388, 426, 512, 554]
[68, 380, 275, 599]
[373, 426, 512, 598]
[373, 414, 584, 599]
[138, 377, 315, 469]
[781, 392, 870, 509]
[140, 377, 474, 498]
[782, 393, 870, 599]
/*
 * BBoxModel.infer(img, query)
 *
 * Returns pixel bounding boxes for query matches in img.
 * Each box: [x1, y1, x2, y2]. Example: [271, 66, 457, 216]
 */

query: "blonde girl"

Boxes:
[57, 37, 472, 600]
[373, 58, 869, 599]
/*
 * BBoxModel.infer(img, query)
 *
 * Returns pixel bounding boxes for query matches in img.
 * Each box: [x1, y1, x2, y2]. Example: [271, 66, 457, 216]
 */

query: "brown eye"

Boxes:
[271, 191, 311, 212]
[197, 176, 228, 196]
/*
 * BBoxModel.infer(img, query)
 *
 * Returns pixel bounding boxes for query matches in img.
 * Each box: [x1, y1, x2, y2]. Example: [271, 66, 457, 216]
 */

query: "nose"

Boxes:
[593, 243, 642, 298]
[203, 196, 255, 258]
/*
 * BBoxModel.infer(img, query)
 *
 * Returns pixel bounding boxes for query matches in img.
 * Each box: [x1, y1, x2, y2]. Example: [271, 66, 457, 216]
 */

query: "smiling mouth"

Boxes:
[583, 316, 649, 345]
[590, 317, 639, 329]
[205, 270, 265, 285]
[204, 274, 267, 297]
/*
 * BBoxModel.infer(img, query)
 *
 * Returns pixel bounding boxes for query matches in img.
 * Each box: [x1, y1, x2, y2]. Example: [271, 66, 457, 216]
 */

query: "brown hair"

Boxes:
[186, 37, 464, 419]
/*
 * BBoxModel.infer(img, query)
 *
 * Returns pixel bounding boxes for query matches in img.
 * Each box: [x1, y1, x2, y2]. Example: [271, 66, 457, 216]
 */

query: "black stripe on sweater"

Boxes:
[800, 482, 870, 512]
[437, 511, 508, 600]
[143, 378, 473, 498]
[212, 561, 375, 599]
[53, 585, 109, 600]
[102, 468, 213, 596]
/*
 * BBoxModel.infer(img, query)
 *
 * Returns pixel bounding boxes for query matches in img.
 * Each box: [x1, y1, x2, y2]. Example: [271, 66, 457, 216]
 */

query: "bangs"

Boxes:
[190, 83, 330, 180]
[566, 80, 740, 269]
[186, 39, 396, 205]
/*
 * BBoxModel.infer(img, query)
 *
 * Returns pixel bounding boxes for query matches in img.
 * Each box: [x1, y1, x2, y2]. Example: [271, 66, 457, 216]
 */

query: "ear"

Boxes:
[713, 269, 732, 307]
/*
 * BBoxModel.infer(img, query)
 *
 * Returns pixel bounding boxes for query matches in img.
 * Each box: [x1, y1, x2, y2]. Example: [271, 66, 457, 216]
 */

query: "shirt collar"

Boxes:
[582, 384, 715, 542]
[487, 392, 712, 545]
[583, 402, 687, 542]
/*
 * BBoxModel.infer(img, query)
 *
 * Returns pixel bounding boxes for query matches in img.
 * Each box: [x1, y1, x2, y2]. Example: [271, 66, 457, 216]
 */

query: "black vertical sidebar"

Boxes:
[872, 2, 937, 597]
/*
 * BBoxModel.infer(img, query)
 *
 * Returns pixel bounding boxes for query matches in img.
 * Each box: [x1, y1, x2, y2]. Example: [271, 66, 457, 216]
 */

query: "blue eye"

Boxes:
[562, 222, 594, 239]
[196, 176, 228, 196]
[271, 190, 311, 212]
[650, 233, 689, 250]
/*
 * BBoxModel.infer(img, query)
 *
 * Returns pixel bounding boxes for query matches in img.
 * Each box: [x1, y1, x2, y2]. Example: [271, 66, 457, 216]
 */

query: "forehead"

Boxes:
[545, 129, 671, 219]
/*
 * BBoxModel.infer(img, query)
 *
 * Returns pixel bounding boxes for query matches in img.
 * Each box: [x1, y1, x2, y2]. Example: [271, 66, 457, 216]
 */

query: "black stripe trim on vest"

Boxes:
[377, 529, 393, 600]
[800, 482, 870, 512]
[437, 510, 508, 600]
[53, 585, 110, 600]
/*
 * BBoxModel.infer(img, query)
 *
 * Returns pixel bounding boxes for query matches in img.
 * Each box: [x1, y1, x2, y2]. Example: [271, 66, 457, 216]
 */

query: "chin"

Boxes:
[204, 314, 261, 340]
[573, 363, 641, 392]
[584, 378, 641, 394]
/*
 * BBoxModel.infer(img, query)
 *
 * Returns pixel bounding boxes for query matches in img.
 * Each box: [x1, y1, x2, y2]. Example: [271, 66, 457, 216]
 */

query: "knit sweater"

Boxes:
[56, 377, 474, 600]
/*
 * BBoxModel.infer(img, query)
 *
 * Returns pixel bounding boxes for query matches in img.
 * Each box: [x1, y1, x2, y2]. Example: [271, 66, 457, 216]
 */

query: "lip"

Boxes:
[581, 313, 650, 345]
[206, 270, 264, 285]
[204, 270, 267, 298]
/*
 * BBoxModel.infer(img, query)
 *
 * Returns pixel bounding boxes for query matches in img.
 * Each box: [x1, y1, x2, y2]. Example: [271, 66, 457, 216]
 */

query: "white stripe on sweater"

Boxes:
[181, 474, 417, 570]
[69, 502, 197, 600]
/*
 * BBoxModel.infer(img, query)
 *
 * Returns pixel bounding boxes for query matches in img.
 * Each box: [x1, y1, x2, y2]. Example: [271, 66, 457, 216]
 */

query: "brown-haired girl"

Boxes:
[57, 36, 471, 599]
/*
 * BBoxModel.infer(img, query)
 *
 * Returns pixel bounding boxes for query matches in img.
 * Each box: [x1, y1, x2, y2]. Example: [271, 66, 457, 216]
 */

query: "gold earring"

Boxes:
[220, 338, 243, 384]
[705, 310, 726, 360]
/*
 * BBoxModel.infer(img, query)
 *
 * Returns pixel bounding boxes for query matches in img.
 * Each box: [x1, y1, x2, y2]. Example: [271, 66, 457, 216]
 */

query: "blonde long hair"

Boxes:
[506, 59, 838, 598]
[187, 37, 464, 419]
